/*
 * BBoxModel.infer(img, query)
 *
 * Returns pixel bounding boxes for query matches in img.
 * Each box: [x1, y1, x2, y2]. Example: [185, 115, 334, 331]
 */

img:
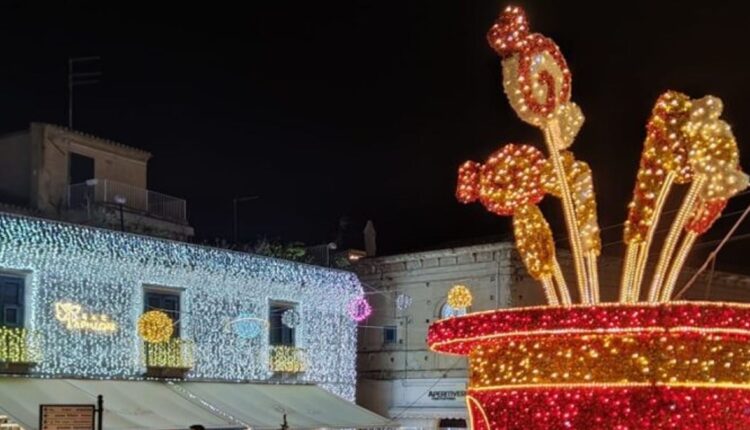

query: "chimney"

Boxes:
[363, 220, 377, 257]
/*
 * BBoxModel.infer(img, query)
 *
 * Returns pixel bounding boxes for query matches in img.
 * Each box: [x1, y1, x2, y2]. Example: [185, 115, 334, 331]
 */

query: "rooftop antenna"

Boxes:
[68, 56, 101, 129]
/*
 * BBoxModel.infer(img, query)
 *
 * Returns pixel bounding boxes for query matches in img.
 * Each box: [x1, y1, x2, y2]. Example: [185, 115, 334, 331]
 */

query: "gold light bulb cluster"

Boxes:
[447, 284, 474, 309]
[137, 310, 174, 344]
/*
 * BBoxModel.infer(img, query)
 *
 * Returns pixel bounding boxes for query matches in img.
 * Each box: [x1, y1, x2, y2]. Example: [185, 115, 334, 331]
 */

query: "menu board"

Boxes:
[39, 404, 95, 430]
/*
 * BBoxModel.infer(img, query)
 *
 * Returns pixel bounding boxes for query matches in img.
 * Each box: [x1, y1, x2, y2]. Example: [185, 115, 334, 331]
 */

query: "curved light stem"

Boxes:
[619, 244, 638, 302]
[660, 231, 698, 302]
[541, 276, 560, 306]
[586, 252, 600, 303]
[631, 172, 677, 302]
[648, 176, 706, 302]
[552, 259, 572, 306]
[544, 119, 589, 303]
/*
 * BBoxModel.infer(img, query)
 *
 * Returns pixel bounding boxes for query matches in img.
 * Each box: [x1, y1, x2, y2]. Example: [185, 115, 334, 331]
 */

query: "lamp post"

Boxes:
[113, 195, 127, 232]
[233, 195, 259, 244]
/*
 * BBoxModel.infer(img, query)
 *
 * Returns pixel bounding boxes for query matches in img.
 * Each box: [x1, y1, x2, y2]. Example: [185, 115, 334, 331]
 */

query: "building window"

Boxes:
[439, 302, 467, 319]
[439, 418, 467, 429]
[144, 289, 180, 337]
[383, 325, 397, 344]
[269, 301, 296, 346]
[69, 152, 95, 185]
[0, 274, 24, 327]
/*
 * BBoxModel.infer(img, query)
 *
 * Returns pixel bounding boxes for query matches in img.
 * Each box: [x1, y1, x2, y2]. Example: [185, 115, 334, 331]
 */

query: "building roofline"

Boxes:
[32, 122, 153, 160]
[0, 210, 359, 280]
[359, 242, 514, 264]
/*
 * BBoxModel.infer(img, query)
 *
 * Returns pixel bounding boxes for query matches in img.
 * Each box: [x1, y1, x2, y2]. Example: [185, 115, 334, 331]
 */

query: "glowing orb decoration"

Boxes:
[457, 144, 547, 216]
[348, 297, 372, 322]
[137, 310, 174, 344]
[429, 302, 750, 429]
[395, 293, 413, 311]
[232, 313, 265, 339]
[447, 284, 473, 309]
[281, 309, 301, 328]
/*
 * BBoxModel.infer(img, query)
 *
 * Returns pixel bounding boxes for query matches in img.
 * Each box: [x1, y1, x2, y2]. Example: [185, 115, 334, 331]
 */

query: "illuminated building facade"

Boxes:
[0, 212, 362, 401]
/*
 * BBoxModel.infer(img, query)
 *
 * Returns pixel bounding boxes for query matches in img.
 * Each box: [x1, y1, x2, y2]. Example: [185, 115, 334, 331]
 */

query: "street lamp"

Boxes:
[113, 195, 127, 232]
[233, 195, 259, 244]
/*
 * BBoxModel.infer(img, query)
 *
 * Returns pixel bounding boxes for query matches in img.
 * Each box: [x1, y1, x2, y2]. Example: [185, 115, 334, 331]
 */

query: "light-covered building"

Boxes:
[0, 212, 389, 429]
[354, 242, 750, 429]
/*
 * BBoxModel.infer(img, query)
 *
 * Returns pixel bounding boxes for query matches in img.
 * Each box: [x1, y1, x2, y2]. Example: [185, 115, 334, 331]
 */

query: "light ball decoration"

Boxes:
[429, 302, 750, 430]
[457, 143, 546, 216]
[488, 6, 572, 126]
[348, 297, 372, 322]
[137, 310, 174, 344]
[447, 284, 473, 309]
[395, 293, 413, 312]
[233, 313, 264, 339]
[281, 309, 301, 329]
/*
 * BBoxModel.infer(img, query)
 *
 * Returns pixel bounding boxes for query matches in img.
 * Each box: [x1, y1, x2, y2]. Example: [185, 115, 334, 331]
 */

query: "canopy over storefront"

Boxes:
[0, 378, 392, 430]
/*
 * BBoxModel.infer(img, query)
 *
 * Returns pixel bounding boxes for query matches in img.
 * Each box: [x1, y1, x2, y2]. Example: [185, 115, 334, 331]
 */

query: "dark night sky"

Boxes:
[1, 1, 749, 266]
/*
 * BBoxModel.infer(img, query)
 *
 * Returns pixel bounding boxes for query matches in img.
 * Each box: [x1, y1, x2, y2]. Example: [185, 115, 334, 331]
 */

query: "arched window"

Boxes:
[439, 302, 467, 319]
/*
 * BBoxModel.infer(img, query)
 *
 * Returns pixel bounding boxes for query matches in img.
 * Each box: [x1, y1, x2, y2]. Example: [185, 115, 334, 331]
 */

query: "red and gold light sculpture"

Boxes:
[431, 4, 750, 429]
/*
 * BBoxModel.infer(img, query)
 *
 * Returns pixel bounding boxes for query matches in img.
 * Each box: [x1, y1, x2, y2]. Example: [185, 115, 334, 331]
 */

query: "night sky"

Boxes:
[1, 1, 749, 268]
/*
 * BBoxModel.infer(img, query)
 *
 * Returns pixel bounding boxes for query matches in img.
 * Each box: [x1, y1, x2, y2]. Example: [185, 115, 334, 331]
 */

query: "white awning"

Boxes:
[0, 378, 234, 429]
[388, 407, 467, 420]
[0, 378, 392, 430]
[174, 382, 393, 429]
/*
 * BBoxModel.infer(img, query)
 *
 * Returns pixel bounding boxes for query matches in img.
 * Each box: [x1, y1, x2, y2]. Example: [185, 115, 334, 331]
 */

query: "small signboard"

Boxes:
[39, 404, 95, 430]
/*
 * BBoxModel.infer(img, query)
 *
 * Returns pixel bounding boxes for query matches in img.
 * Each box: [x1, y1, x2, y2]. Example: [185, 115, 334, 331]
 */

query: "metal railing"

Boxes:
[142, 338, 195, 369]
[0, 326, 42, 364]
[67, 179, 187, 223]
[269, 346, 306, 373]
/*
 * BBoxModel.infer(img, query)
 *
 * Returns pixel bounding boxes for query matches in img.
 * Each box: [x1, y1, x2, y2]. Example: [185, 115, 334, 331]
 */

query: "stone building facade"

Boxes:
[0, 123, 193, 240]
[354, 241, 750, 429]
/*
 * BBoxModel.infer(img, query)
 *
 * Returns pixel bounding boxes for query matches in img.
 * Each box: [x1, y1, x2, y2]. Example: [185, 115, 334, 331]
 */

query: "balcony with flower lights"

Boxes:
[0, 327, 41, 374]
[269, 346, 306, 373]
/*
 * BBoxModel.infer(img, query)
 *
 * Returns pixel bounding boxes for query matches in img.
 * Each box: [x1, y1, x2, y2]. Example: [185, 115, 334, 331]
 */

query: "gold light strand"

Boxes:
[544, 120, 590, 303]
[552, 260, 572, 306]
[627, 171, 676, 302]
[620, 245, 638, 302]
[648, 176, 706, 301]
[659, 231, 698, 302]
[541, 277, 560, 306]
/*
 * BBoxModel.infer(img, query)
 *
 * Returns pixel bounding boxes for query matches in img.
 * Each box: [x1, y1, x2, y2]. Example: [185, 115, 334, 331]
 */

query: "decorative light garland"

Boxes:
[395, 293, 413, 312]
[138, 311, 174, 343]
[0, 326, 42, 364]
[269, 346, 306, 373]
[142, 338, 195, 369]
[0, 213, 360, 400]
[348, 297, 372, 322]
[231, 313, 265, 339]
[440, 3, 750, 428]
[429, 303, 750, 429]
[281, 309, 301, 329]
[447, 284, 473, 310]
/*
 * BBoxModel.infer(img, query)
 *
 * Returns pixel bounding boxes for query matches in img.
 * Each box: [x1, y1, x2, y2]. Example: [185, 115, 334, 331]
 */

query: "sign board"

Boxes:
[39, 404, 95, 430]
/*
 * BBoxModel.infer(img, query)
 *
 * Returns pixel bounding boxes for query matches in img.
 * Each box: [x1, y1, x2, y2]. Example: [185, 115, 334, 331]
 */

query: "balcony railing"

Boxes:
[269, 346, 306, 373]
[68, 179, 187, 224]
[0, 326, 42, 366]
[142, 339, 195, 369]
